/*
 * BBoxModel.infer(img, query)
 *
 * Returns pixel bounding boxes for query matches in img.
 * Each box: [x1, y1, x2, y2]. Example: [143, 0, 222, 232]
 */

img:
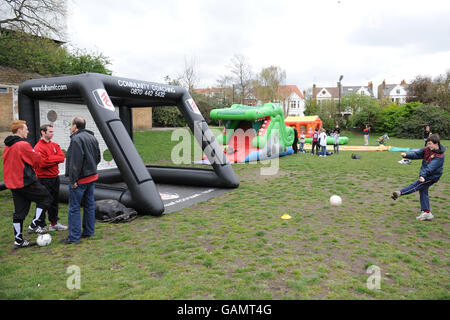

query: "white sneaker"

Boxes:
[28, 225, 48, 234]
[416, 211, 434, 221]
[49, 222, 68, 231]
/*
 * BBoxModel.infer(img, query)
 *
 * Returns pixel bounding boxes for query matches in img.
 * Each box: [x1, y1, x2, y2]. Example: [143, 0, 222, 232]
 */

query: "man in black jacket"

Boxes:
[292, 127, 299, 153]
[60, 117, 101, 244]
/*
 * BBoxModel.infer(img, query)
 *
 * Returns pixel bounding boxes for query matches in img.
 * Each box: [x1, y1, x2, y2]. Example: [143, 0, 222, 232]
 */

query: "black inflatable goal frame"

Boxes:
[17, 73, 239, 216]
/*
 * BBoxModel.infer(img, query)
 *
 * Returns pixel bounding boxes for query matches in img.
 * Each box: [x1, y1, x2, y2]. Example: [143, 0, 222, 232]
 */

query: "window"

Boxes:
[0, 87, 9, 94]
[396, 89, 400, 94]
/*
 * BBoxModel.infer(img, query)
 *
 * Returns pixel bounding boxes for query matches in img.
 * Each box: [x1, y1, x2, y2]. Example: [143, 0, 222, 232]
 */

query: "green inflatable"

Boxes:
[304, 136, 349, 145]
[210, 103, 294, 149]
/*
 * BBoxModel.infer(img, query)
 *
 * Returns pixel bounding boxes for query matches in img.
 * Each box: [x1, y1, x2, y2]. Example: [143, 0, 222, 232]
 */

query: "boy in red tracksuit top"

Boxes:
[3, 120, 52, 248]
[33, 124, 67, 231]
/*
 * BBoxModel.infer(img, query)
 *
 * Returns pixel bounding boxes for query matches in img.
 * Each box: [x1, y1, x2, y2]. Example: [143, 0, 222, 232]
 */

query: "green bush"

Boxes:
[376, 102, 419, 136]
[151, 92, 225, 127]
[0, 31, 66, 74]
[152, 106, 186, 127]
[0, 30, 111, 75]
[348, 103, 381, 131]
[395, 104, 450, 139]
[191, 92, 223, 126]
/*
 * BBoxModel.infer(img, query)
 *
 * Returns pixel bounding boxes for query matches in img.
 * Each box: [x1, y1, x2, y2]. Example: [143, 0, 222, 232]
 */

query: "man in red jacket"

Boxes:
[3, 120, 52, 248]
[32, 124, 67, 231]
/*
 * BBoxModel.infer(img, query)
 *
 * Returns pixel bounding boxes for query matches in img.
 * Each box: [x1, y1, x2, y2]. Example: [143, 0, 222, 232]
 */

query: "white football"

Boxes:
[330, 195, 342, 206]
[37, 233, 52, 246]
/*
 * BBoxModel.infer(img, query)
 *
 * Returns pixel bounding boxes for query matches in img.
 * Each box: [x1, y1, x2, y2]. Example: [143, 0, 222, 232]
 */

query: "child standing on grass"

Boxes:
[319, 128, 327, 157]
[333, 125, 340, 155]
[311, 128, 319, 155]
[391, 134, 446, 221]
[299, 130, 306, 153]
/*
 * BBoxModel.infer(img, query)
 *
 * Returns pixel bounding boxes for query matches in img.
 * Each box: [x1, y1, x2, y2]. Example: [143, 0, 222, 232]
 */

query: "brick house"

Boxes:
[312, 82, 375, 115]
[0, 65, 46, 130]
[377, 79, 408, 104]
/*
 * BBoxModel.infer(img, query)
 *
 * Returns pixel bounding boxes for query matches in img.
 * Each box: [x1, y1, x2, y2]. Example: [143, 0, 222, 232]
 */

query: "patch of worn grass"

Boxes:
[0, 130, 448, 300]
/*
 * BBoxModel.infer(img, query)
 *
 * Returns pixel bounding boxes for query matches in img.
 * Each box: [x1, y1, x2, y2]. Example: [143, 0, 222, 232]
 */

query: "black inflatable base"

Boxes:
[58, 180, 232, 215]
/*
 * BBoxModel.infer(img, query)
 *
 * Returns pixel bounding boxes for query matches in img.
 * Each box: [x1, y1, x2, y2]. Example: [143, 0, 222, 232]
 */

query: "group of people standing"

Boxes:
[293, 125, 341, 157]
[3, 117, 101, 248]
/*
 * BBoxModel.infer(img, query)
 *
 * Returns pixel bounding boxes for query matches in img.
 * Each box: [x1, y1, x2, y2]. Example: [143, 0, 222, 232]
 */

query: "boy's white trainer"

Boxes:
[416, 211, 434, 221]
[49, 222, 68, 231]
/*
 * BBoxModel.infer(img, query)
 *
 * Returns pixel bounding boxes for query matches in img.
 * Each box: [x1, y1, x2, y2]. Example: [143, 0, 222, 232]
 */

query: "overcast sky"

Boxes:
[66, 0, 450, 93]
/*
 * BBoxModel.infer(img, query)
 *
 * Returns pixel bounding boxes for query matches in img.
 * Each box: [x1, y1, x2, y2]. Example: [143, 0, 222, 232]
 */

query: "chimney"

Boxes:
[377, 80, 386, 99]
[312, 84, 316, 99]
[367, 81, 373, 97]
[400, 79, 406, 86]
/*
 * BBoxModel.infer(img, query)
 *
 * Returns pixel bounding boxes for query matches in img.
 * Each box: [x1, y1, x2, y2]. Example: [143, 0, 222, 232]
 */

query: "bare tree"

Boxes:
[254, 65, 286, 103]
[0, 0, 67, 40]
[229, 54, 253, 104]
[407, 70, 450, 111]
[178, 56, 198, 91]
[215, 74, 233, 105]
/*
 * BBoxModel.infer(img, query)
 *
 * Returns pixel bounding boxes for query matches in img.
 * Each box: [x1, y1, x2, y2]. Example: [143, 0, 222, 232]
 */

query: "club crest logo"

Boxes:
[93, 89, 115, 112]
[186, 98, 201, 115]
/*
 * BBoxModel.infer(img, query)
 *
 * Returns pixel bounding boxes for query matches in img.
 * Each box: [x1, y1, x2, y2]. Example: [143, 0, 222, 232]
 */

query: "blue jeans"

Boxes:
[300, 142, 304, 152]
[334, 143, 339, 154]
[321, 146, 327, 156]
[400, 179, 436, 211]
[67, 182, 95, 242]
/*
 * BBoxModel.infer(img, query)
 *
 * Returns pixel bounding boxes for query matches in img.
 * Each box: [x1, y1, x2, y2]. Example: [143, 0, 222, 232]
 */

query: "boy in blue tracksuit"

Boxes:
[391, 134, 445, 221]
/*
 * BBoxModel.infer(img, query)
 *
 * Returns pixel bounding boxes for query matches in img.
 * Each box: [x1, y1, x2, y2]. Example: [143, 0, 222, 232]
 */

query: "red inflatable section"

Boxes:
[284, 115, 323, 138]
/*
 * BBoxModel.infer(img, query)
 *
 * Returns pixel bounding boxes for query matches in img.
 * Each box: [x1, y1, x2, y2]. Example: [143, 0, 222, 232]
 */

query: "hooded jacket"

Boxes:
[65, 129, 101, 184]
[405, 144, 446, 182]
[2, 136, 41, 189]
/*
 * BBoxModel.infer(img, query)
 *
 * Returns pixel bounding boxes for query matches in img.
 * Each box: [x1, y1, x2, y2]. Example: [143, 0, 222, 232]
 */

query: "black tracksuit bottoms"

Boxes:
[11, 182, 52, 221]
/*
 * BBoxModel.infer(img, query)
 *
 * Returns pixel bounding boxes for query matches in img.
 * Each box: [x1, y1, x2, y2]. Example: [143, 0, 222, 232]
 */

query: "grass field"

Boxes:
[0, 129, 448, 300]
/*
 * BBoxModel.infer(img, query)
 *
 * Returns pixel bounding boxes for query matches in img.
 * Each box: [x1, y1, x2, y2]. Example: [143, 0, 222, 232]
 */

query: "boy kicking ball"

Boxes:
[391, 134, 446, 221]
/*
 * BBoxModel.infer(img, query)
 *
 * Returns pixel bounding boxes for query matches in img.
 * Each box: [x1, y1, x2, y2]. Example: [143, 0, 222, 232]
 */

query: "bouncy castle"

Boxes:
[284, 116, 322, 138]
[208, 103, 295, 163]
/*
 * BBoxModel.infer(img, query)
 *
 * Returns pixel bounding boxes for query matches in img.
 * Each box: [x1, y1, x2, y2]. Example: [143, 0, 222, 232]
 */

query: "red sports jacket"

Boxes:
[34, 139, 65, 178]
[2, 136, 41, 189]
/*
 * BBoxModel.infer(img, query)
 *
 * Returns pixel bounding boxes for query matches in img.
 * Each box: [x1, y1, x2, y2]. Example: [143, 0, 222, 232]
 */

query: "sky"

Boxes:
[65, 0, 450, 94]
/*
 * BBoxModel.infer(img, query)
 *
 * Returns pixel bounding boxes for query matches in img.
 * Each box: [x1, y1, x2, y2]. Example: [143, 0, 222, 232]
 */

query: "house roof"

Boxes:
[277, 85, 304, 99]
[382, 83, 408, 96]
[313, 87, 340, 98]
[378, 80, 409, 97]
[314, 85, 374, 99]
[342, 86, 374, 97]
